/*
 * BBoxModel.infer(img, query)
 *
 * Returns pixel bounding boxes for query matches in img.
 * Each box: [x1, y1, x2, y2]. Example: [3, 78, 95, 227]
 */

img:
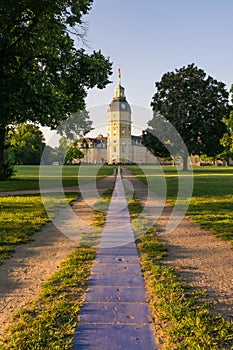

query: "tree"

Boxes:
[57, 109, 93, 141]
[55, 137, 83, 164]
[56, 136, 70, 164]
[219, 106, 233, 163]
[0, 0, 112, 178]
[65, 141, 84, 164]
[7, 124, 45, 165]
[142, 114, 171, 161]
[146, 64, 229, 170]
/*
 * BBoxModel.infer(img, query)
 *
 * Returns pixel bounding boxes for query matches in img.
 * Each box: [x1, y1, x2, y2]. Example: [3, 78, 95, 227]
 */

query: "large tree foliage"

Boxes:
[7, 124, 45, 165]
[0, 0, 112, 178]
[54, 136, 83, 164]
[219, 104, 233, 163]
[57, 109, 92, 140]
[142, 121, 170, 159]
[144, 64, 229, 170]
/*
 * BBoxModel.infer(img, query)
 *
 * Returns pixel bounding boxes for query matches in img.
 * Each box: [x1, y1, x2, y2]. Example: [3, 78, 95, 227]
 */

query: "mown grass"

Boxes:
[93, 188, 114, 228]
[0, 194, 77, 264]
[0, 165, 115, 263]
[126, 165, 233, 244]
[80, 188, 114, 247]
[128, 196, 233, 350]
[0, 246, 96, 350]
[0, 165, 115, 192]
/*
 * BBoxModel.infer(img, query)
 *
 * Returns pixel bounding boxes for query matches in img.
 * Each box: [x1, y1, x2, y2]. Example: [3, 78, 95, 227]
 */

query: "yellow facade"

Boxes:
[77, 70, 160, 165]
[76, 135, 107, 164]
[107, 68, 132, 164]
[77, 136, 157, 165]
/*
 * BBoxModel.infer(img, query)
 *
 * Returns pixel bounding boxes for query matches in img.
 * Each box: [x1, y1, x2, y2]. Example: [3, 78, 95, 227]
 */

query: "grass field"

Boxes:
[1, 166, 232, 348]
[0, 193, 78, 264]
[0, 165, 115, 192]
[126, 165, 233, 244]
[0, 165, 115, 264]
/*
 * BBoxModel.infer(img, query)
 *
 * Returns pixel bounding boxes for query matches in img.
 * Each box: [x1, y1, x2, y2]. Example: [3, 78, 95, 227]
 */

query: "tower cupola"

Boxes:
[107, 68, 132, 164]
[114, 68, 126, 100]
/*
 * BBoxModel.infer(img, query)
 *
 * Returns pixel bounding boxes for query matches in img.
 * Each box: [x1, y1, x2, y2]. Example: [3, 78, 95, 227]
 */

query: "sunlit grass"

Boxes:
[188, 196, 233, 242]
[93, 189, 113, 228]
[0, 165, 115, 192]
[0, 194, 77, 264]
[126, 165, 233, 244]
[0, 165, 115, 262]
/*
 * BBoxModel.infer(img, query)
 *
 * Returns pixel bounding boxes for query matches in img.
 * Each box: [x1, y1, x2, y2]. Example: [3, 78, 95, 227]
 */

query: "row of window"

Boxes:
[80, 143, 107, 149]
[112, 127, 131, 136]
[112, 146, 129, 153]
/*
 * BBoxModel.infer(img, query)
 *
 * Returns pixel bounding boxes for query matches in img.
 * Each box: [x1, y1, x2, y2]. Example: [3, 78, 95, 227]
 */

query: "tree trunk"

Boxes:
[182, 154, 189, 171]
[0, 126, 6, 176]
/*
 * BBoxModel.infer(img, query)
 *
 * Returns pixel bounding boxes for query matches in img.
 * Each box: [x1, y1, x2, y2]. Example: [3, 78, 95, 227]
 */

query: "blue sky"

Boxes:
[82, 0, 233, 109]
[44, 0, 233, 144]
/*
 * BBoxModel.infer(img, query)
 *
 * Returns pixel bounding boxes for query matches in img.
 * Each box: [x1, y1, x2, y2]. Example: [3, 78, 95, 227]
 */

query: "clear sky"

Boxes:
[83, 0, 233, 107]
[44, 0, 233, 145]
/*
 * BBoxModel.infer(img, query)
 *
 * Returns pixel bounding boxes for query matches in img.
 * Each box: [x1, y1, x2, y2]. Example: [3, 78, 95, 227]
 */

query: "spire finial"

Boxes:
[118, 67, 121, 86]
[113, 66, 125, 99]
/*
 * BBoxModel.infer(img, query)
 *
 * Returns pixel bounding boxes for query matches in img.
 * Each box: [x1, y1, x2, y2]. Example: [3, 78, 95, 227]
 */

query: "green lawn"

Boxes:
[1, 165, 232, 348]
[126, 165, 233, 244]
[0, 165, 115, 263]
[0, 194, 78, 264]
[0, 165, 115, 192]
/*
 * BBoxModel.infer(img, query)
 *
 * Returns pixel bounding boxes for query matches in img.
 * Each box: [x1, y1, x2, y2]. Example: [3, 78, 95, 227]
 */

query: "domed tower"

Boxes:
[107, 68, 132, 164]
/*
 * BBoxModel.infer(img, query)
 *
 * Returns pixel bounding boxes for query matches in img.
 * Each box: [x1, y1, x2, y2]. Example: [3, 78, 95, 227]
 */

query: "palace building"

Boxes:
[77, 69, 156, 164]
